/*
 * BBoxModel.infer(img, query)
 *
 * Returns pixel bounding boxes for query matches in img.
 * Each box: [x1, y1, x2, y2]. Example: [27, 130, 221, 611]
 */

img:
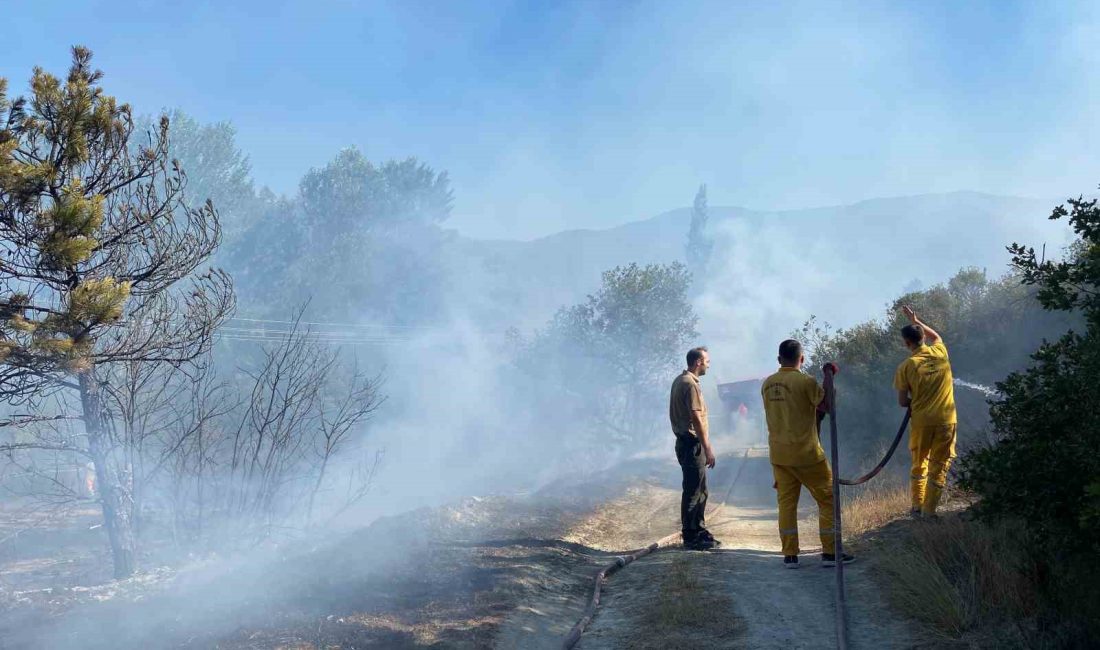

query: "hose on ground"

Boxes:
[561, 447, 757, 649]
[560, 374, 910, 649]
[719, 447, 753, 504]
[838, 409, 910, 486]
[560, 532, 681, 650]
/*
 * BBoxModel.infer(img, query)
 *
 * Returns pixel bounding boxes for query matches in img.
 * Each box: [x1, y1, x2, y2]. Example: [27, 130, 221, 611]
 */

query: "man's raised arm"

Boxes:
[902, 305, 941, 345]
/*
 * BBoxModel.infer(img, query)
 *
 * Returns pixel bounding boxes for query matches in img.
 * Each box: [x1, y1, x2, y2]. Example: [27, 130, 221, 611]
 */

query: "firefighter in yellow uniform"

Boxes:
[893, 306, 957, 517]
[761, 339, 853, 569]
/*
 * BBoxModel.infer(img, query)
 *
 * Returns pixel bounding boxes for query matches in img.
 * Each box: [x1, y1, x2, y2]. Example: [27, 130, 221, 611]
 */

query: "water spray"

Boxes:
[952, 377, 1001, 398]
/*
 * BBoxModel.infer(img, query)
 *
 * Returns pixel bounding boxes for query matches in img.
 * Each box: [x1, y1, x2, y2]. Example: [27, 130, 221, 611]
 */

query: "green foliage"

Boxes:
[0, 48, 226, 375]
[961, 332, 1100, 554]
[299, 147, 452, 236]
[232, 146, 454, 322]
[131, 111, 456, 325]
[517, 262, 698, 444]
[39, 179, 105, 269]
[68, 277, 131, 324]
[8, 314, 37, 333]
[135, 110, 256, 243]
[1008, 195, 1100, 324]
[1, 47, 234, 580]
[0, 47, 136, 375]
[960, 190, 1100, 561]
[798, 267, 1071, 467]
[0, 45, 230, 389]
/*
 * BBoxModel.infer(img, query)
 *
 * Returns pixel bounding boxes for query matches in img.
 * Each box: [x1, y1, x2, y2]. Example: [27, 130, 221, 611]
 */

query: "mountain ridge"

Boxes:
[456, 190, 1056, 247]
[445, 191, 1071, 333]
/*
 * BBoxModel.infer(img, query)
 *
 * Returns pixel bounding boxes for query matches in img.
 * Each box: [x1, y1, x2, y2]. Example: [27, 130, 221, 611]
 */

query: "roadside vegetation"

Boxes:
[842, 485, 1053, 648]
[834, 188, 1100, 648]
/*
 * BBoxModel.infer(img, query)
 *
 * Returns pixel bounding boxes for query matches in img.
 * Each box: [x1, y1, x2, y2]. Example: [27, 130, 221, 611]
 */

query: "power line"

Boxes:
[214, 330, 411, 346]
[218, 326, 410, 339]
[226, 316, 428, 331]
[214, 332, 402, 341]
[120, 316, 430, 332]
[214, 336, 395, 346]
[109, 313, 432, 346]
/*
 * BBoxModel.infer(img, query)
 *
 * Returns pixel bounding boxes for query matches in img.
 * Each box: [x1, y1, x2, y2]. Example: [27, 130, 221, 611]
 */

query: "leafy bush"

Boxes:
[513, 262, 698, 447]
[956, 191, 1100, 644]
[960, 192, 1100, 559]
[797, 268, 1071, 470]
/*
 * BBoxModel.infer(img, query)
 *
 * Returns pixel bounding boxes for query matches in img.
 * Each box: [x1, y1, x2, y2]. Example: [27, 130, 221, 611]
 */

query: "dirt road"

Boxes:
[514, 452, 919, 649]
[578, 508, 919, 649]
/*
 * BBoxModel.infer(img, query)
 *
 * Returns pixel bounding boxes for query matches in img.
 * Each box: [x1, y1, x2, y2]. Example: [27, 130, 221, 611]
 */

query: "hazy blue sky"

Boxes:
[2, 1, 1098, 239]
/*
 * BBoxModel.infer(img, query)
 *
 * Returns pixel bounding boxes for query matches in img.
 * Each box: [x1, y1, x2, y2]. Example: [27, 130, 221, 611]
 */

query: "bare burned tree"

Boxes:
[100, 355, 236, 544]
[0, 47, 233, 578]
[224, 314, 383, 541]
[309, 358, 384, 523]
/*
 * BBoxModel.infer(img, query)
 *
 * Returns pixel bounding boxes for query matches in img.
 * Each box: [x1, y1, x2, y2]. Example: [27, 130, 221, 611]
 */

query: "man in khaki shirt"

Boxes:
[670, 347, 719, 550]
[761, 339, 852, 569]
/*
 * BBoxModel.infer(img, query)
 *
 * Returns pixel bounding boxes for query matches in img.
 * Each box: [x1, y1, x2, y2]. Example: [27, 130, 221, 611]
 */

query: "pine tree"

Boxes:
[0, 47, 233, 578]
[686, 184, 713, 277]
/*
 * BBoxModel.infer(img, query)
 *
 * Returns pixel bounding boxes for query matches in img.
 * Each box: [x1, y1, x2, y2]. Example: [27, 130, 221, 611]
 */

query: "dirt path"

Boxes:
[541, 453, 918, 649]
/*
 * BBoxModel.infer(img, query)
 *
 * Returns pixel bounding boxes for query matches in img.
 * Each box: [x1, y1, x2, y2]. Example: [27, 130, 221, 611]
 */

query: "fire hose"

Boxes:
[561, 368, 910, 649]
[839, 408, 910, 487]
[823, 365, 911, 650]
[560, 531, 682, 649]
[561, 448, 757, 649]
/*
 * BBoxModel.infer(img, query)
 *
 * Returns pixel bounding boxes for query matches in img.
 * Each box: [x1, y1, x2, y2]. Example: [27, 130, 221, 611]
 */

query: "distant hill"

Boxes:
[447, 192, 1069, 361]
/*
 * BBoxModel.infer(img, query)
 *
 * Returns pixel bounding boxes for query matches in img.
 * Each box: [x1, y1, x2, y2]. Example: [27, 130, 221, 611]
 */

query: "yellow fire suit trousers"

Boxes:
[909, 423, 957, 514]
[772, 460, 835, 556]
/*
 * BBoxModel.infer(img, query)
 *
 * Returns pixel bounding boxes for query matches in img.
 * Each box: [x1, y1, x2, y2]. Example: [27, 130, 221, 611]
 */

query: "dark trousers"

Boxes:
[675, 435, 709, 540]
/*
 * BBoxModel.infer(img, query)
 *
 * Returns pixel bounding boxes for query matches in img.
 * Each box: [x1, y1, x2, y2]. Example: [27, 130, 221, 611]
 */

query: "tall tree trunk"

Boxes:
[79, 372, 136, 579]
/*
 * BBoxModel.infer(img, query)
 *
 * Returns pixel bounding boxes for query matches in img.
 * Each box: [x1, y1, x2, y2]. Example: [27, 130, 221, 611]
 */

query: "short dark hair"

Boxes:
[686, 346, 708, 368]
[901, 324, 924, 345]
[778, 339, 802, 365]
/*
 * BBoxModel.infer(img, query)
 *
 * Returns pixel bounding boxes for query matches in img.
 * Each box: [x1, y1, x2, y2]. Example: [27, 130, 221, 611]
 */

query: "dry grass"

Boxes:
[653, 556, 723, 630]
[840, 481, 1100, 648]
[618, 555, 746, 649]
[879, 517, 1037, 640]
[841, 481, 911, 541]
[562, 484, 680, 551]
[841, 484, 1042, 647]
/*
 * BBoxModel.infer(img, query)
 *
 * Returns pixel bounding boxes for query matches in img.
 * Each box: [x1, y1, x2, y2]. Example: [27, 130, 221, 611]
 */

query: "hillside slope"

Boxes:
[449, 191, 1067, 374]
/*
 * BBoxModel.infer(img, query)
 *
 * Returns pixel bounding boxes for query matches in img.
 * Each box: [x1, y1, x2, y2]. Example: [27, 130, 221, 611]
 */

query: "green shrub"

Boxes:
[958, 190, 1100, 645]
[959, 192, 1100, 559]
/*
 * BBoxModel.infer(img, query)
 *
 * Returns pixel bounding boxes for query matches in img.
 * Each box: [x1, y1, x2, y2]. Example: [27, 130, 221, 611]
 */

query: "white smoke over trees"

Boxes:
[238, 147, 454, 324]
[513, 262, 698, 450]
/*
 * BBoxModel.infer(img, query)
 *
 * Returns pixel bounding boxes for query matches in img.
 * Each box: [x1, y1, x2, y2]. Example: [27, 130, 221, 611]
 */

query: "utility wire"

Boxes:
[218, 332, 405, 340]
[226, 316, 426, 331]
